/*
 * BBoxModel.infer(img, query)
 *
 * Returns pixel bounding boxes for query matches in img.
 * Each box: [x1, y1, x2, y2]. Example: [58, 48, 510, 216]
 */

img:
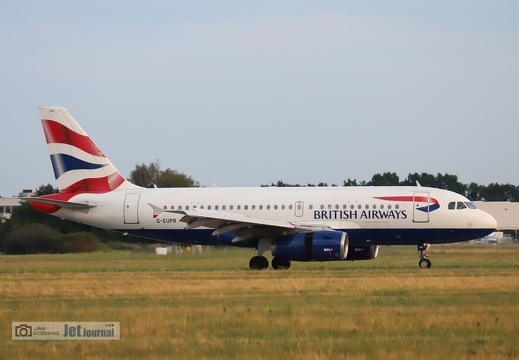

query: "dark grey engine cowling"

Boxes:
[271, 231, 348, 262]
[346, 245, 379, 261]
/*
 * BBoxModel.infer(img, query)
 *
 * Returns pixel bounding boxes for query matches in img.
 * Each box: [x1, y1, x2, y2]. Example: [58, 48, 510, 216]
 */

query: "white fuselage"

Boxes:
[52, 185, 497, 247]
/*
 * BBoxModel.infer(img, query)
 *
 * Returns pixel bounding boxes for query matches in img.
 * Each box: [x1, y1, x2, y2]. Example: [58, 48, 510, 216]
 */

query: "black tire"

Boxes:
[419, 259, 430, 269]
[249, 256, 269, 270]
[272, 257, 291, 270]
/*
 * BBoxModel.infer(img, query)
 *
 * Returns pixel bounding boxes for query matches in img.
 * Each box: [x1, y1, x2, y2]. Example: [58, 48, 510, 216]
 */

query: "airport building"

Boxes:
[0, 189, 36, 221]
[474, 202, 519, 242]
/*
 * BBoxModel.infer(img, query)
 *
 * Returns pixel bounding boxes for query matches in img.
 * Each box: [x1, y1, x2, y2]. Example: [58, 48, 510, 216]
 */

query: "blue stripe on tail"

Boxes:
[50, 154, 106, 179]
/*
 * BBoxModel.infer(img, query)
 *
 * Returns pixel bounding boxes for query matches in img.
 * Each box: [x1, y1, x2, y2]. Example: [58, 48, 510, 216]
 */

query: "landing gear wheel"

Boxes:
[419, 258, 432, 269]
[417, 243, 432, 269]
[272, 257, 291, 270]
[249, 256, 269, 270]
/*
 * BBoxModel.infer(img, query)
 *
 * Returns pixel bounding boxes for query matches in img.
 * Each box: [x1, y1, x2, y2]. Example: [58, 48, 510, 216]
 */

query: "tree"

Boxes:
[157, 168, 199, 188]
[367, 172, 400, 186]
[36, 184, 58, 196]
[435, 173, 466, 195]
[129, 160, 199, 188]
[343, 178, 359, 186]
[401, 172, 466, 194]
[129, 161, 162, 187]
[466, 182, 482, 201]
[401, 172, 438, 187]
[480, 183, 519, 201]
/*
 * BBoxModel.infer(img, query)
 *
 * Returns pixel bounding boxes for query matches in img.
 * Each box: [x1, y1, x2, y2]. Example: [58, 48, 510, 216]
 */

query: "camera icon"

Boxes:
[15, 324, 32, 337]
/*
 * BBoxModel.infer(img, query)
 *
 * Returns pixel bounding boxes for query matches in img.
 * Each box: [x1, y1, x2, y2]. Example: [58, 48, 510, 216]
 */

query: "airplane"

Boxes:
[30, 107, 497, 270]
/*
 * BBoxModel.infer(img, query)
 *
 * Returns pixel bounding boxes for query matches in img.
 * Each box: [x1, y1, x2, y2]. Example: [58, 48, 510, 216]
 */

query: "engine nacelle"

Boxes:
[272, 231, 349, 262]
[345, 245, 379, 261]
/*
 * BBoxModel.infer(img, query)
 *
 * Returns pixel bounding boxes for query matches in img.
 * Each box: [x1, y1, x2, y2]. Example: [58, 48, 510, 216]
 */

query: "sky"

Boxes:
[1, 1, 518, 197]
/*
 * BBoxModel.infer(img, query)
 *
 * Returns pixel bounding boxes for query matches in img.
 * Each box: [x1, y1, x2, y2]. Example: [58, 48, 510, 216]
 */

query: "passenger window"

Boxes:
[244, 205, 248, 210]
[350, 204, 354, 210]
[308, 205, 313, 210]
[380, 204, 384, 210]
[335, 204, 339, 210]
[229, 205, 233, 210]
[259, 205, 263, 210]
[373, 205, 377, 209]
[395, 204, 399, 210]
[365, 204, 369, 209]
[281, 205, 285, 210]
[207, 205, 211, 210]
[237, 205, 241, 210]
[448, 202, 455, 210]
[320, 205, 325, 210]
[170, 206, 175, 210]
[186, 206, 190, 210]
[215, 205, 218, 210]
[289, 204, 293, 210]
[274, 205, 278, 210]
[178, 206, 182, 210]
[163, 206, 167, 210]
[267, 205, 271, 210]
[252, 205, 256, 210]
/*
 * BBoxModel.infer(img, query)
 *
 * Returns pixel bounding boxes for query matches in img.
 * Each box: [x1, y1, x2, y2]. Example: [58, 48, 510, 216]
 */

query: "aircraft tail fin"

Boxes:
[38, 107, 140, 194]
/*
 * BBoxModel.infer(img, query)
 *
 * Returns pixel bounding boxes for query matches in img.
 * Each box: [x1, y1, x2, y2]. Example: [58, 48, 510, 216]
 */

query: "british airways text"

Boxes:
[314, 210, 407, 220]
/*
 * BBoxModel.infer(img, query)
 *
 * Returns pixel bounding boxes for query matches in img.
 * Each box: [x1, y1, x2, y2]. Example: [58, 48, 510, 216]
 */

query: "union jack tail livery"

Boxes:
[38, 107, 139, 194]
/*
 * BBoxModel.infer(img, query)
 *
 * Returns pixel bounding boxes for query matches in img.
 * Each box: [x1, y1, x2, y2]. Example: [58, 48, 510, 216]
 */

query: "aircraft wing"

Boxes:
[149, 203, 331, 242]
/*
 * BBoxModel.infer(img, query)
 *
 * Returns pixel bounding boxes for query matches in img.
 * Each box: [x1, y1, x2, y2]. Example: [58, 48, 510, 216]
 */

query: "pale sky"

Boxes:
[1, 1, 518, 197]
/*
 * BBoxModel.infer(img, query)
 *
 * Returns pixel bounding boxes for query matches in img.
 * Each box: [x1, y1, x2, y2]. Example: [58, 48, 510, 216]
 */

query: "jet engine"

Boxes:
[272, 231, 348, 262]
[345, 245, 379, 261]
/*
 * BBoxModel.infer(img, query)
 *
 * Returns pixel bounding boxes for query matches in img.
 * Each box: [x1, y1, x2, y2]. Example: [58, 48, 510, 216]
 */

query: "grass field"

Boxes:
[1, 244, 518, 359]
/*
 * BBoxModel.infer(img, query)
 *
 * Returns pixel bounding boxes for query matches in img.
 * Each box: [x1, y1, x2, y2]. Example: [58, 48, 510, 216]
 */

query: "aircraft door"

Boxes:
[413, 192, 430, 223]
[124, 194, 140, 224]
[295, 201, 304, 217]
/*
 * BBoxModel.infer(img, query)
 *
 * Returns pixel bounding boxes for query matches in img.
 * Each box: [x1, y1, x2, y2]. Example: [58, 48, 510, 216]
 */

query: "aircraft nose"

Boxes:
[481, 210, 497, 230]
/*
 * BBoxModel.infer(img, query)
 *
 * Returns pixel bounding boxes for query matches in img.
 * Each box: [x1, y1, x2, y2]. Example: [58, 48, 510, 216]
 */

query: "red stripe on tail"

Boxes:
[42, 120, 105, 157]
[60, 172, 126, 193]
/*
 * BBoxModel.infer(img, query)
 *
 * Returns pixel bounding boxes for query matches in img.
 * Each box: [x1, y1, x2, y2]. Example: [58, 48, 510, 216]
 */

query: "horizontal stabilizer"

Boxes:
[27, 198, 97, 210]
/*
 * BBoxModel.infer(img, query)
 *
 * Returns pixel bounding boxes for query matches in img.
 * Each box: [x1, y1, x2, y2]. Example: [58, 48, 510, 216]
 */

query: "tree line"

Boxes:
[265, 172, 519, 202]
[1, 163, 518, 254]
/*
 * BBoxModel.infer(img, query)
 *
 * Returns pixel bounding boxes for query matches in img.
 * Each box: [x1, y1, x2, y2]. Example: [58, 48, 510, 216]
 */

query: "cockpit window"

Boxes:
[457, 202, 467, 209]
[465, 202, 477, 209]
[449, 201, 477, 210]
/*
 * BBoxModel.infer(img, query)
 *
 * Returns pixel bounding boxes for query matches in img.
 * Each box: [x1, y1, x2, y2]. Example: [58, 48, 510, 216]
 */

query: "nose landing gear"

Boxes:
[418, 243, 432, 268]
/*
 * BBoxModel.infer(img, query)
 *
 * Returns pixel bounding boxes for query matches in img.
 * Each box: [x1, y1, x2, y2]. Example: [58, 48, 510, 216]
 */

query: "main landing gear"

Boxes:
[418, 243, 432, 268]
[248, 238, 291, 270]
[249, 256, 291, 270]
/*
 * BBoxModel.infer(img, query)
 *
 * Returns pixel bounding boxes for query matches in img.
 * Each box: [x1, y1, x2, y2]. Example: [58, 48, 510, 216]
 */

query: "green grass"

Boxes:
[1, 244, 518, 359]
